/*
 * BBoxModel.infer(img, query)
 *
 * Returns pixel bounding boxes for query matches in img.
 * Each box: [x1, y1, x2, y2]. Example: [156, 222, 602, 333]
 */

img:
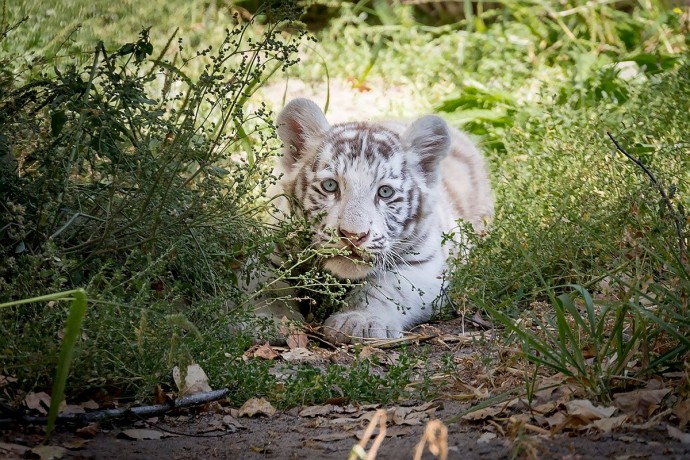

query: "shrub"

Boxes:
[0, 3, 307, 393]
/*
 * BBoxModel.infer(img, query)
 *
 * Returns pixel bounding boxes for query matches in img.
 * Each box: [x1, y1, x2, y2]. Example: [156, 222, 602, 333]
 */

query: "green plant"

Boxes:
[0, 2, 308, 398]
[0, 290, 87, 438]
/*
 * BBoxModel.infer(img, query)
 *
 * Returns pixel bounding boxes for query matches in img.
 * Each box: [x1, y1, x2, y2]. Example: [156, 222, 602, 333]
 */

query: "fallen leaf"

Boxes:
[390, 406, 429, 425]
[222, 415, 246, 430]
[281, 347, 315, 362]
[477, 432, 497, 444]
[253, 343, 279, 360]
[172, 363, 212, 396]
[565, 399, 617, 420]
[75, 423, 99, 438]
[24, 391, 52, 415]
[461, 406, 502, 421]
[0, 442, 29, 456]
[0, 375, 18, 388]
[359, 346, 385, 360]
[79, 399, 100, 410]
[613, 388, 671, 418]
[286, 332, 309, 349]
[29, 445, 67, 460]
[328, 416, 362, 426]
[676, 399, 690, 429]
[545, 412, 567, 428]
[62, 404, 85, 414]
[238, 398, 276, 417]
[117, 429, 175, 440]
[300, 405, 336, 417]
[62, 439, 90, 450]
[471, 311, 494, 329]
[667, 425, 690, 444]
[591, 415, 628, 432]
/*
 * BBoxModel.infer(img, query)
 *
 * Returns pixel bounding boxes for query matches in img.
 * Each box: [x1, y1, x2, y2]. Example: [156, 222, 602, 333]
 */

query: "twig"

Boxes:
[606, 131, 687, 270]
[348, 409, 387, 460]
[414, 419, 448, 460]
[0, 388, 231, 426]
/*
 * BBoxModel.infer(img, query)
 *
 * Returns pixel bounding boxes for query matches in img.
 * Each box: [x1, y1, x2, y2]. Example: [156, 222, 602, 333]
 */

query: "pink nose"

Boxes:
[339, 229, 370, 247]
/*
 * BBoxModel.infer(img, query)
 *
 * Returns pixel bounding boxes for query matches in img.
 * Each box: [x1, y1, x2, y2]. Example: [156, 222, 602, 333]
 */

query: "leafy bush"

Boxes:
[0, 3, 306, 394]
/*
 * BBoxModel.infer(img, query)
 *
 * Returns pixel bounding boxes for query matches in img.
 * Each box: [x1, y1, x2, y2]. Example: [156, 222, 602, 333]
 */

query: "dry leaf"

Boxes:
[118, 429, 175, 440]
[75, 423, 99, 438]
[674, 399, 690, 428]
[238, 398, 276, 417]
[477, 432, 497, 444]
[281, 347, 315, 362]
[0, 375, 18, 388]
[286, 332, 309, 349]
[0, 442, 29, 456]
[565, 400, 617, 420]
[79, 399, 100, 410]
[62, 404, 85, 414]
[300, 405, 336, 417]
[24, 392, 59, 415]
[667, 425, 690, 444]
[461, 406, 502, 421]
[253, 343, 279, 360]
[222, 415, 246, 430]
[591, 415, 628, 432]
[29, 445, 67, 460]
[172, 363, 212, 396]
[62, 439, 90, 450]
[545, 412, 567, 428]
[613, 388, 671, 418]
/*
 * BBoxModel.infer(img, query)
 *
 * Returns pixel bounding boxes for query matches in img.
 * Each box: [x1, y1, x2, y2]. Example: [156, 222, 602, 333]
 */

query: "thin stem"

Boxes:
[606, 131, 687, 270]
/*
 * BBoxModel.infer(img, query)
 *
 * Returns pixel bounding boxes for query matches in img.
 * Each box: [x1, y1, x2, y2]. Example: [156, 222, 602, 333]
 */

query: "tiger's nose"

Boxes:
[339, 228, 370, 247]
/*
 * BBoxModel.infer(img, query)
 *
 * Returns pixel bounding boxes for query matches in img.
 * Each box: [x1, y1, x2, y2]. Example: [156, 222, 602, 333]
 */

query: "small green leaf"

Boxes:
[50, 111, 68, 137]
[117, 43, 135, 56]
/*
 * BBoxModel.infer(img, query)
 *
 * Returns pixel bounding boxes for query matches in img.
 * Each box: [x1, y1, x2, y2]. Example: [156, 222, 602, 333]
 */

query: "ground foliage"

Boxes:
[0, 0, 689, 424]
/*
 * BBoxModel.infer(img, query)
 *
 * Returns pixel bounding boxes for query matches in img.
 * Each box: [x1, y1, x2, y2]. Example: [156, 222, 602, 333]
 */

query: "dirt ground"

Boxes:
[3, 388, 690, 459]
[3, 316, 690, 459]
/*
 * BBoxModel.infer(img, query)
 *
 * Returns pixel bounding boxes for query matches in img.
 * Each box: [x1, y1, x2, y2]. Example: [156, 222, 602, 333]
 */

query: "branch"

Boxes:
[607, 131, 687, 269]
[0, 388, 231, 426]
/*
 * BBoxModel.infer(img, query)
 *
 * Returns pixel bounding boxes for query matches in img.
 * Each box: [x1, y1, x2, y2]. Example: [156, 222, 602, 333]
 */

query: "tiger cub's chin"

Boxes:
[322, 255, 375, 281]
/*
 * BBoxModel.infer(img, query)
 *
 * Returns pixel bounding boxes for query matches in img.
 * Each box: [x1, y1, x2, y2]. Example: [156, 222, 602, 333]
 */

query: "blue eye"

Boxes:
[322, 179, 338, 193]
[378, 185, 394, 199]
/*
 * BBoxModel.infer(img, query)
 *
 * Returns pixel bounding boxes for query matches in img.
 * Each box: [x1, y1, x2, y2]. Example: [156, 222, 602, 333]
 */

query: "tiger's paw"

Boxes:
[322, 311, 403, 344]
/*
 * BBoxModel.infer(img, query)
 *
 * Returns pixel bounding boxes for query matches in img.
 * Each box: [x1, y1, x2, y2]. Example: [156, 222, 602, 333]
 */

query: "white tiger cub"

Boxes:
[273, 98, 493, 344]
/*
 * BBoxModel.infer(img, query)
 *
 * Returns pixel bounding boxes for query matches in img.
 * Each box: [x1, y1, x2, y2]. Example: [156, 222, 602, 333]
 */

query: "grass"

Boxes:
[0, 0, 689, 418]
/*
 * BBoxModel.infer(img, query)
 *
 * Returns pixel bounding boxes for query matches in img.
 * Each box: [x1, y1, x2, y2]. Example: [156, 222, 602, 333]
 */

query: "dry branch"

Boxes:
[0, 388, 231, 426]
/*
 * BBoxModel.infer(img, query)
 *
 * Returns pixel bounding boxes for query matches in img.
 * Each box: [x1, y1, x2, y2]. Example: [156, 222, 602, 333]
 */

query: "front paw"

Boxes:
[323, 311, 402, 344]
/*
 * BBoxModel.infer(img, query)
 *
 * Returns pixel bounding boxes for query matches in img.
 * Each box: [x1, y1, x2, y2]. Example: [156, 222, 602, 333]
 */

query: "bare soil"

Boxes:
[3, 399, 690, 459]
[3, 317, 690, 459]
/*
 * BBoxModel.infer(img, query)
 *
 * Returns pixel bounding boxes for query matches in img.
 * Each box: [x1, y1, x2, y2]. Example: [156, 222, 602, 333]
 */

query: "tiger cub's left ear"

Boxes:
[403, 115, 451, 183]
[277, 98, 330, 168]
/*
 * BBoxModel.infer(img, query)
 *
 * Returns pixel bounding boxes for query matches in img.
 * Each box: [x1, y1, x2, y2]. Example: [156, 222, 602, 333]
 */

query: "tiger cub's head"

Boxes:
[276, 98, 451, 280]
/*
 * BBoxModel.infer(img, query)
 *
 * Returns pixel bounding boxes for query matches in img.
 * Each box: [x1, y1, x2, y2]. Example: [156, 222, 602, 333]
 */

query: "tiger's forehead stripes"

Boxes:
[324, 123, 400, 162]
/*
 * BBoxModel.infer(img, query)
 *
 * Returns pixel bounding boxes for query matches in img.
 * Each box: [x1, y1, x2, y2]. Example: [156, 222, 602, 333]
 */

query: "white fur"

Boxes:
[270, 98, 493, 343]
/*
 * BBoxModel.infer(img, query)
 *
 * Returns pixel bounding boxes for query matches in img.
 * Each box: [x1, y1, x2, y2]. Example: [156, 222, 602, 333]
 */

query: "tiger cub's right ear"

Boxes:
[276, 98, 330, 167]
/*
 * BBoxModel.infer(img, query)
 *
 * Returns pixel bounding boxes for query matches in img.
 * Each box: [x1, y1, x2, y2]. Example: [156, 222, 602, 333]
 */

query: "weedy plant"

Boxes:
[457, 60, 690, 401]
[0, 2, 311, 397]
[0, 290, 87, 438]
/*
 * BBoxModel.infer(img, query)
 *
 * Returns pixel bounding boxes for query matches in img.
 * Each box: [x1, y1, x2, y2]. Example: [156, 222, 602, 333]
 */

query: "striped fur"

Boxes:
[274, 99, 493, 343]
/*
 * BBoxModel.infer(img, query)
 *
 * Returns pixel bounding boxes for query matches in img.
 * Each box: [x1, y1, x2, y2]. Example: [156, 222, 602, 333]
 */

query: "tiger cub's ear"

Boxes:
[403, 115, 451, 183]
[277, 98, 330, 167]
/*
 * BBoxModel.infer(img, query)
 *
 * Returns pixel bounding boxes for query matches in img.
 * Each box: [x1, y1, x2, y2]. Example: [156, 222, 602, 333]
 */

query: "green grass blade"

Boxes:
[45, 289, 88, 439]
